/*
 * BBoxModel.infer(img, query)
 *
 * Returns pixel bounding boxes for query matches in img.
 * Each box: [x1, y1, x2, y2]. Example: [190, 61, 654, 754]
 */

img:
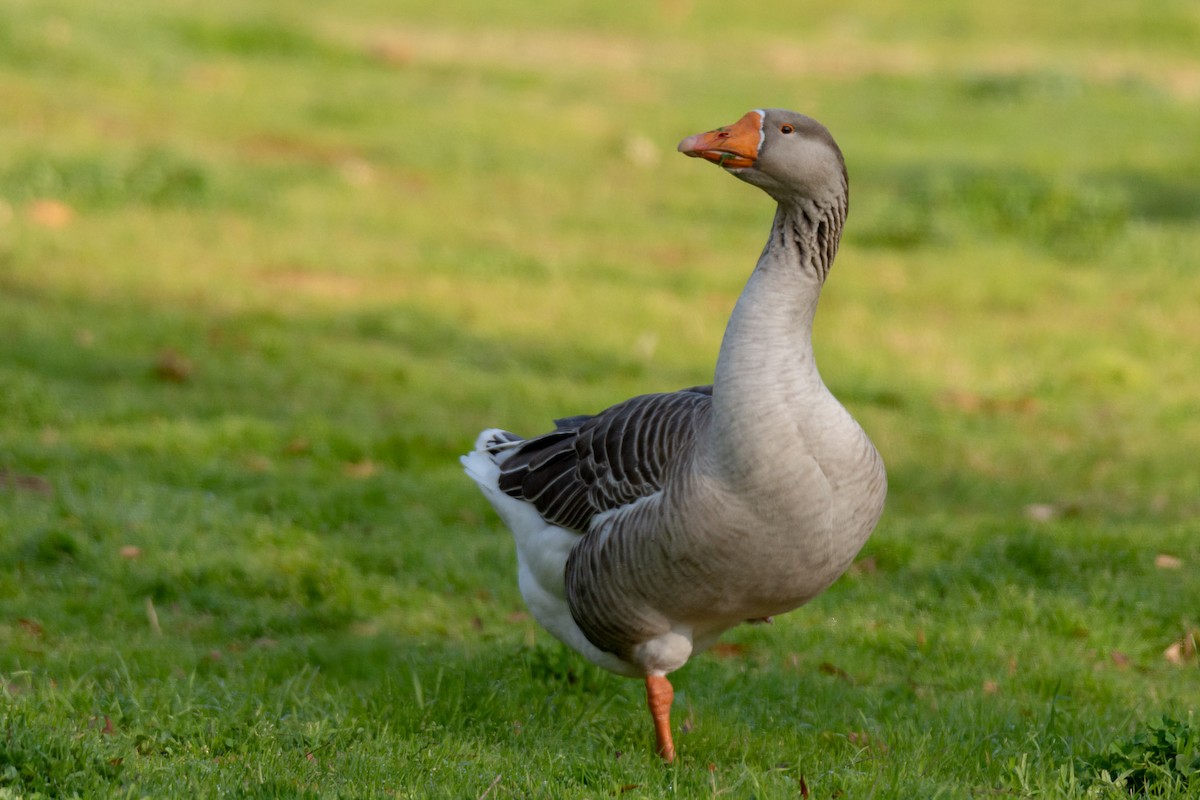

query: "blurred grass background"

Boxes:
[1, 0, 1199, 796]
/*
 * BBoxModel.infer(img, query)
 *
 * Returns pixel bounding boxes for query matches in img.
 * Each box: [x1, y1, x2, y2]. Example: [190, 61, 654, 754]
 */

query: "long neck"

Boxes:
[705, 197, 846, 481]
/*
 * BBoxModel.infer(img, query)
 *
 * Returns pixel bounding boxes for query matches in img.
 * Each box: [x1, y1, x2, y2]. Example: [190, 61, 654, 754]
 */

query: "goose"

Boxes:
[461, 109, 887, 762]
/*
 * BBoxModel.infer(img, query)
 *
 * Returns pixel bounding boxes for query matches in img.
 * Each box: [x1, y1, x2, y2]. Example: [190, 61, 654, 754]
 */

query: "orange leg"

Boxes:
[645, 674, 676, 762]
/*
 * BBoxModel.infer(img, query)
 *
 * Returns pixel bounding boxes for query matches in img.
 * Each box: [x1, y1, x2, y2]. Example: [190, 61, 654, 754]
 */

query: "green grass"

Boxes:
[2, 0, 1200, 796]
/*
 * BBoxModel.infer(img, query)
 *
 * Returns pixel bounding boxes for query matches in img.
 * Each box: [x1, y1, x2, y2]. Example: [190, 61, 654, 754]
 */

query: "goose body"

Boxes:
[461, 109, 886, 761]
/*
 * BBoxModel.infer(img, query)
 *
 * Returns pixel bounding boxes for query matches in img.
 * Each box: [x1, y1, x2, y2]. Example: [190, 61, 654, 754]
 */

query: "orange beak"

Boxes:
[677, 111, 763, 169]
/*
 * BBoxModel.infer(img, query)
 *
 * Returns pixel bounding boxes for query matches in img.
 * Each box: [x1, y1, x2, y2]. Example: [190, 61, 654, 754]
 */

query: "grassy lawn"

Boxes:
[3, 0, 1200, 796]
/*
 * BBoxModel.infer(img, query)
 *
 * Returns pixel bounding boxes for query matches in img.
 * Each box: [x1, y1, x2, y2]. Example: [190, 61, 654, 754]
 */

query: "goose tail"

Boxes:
[460, 428, 524, 490]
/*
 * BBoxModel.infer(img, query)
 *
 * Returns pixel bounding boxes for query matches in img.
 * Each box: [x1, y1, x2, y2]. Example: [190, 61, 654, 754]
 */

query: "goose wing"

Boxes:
[497, 386, 713, 532]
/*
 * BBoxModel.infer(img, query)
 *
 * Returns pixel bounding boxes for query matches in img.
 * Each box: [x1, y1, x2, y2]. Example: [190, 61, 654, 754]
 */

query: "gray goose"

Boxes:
[462, 109, 886, 762]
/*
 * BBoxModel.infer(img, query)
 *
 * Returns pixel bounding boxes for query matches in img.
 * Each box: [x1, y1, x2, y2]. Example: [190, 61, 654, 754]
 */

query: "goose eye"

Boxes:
[780, 125, 794, 134]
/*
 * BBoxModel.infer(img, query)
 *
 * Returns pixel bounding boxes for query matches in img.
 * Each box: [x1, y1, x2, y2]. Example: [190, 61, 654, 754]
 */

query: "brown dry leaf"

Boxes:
[0, 469, 53, 495]
[119, 545, 142, 560]
[368, 38, 413, 67]
[338, 157, 375, 186]
[153, 349, 193, 383]
[1163, 642, 1187, 665]
[244, 454, 273, 473]
[1024, 503, 1059, 522]
[941, 390, 984, 412]
[819, 662, 853, 683]
[1154, 553, 1183, 570]
[800, 774, 810, 798]
[915, 627, 927, 647]
[351, 620, 380, 636]
[283, 437, 311, 455]
[710, 642, 747, 659]
[457, 507, 483, 526]
[17, 619, 45, 638]
[624, 134, 660, 167]
[1007, 657, 1018, 676]
[205, 326, 246, 348]
[1163, 631, 1198, 665]
[848, 555, 878, 575]
[982, 679, 1000, 695]
[1110, 650, 1131, 669]
[504, 611, 529, 624]
[939, 390, 1038, 415]
[1011, 397, 1040, 414]
[343, 459, 378, 478]
[27, 199, 74, 228]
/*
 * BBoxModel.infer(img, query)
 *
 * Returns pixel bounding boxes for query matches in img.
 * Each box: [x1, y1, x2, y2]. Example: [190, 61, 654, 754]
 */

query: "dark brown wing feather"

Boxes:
[497, 386, 713, 532]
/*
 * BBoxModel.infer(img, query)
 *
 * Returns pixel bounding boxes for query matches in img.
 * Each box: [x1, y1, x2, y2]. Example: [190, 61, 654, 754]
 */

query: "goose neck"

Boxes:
[703, 200, 846, 473]
[717, 199, 845, 373]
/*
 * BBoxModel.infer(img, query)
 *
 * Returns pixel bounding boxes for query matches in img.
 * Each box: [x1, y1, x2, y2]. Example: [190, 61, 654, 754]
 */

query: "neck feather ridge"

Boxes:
[768, 196, 846, 284]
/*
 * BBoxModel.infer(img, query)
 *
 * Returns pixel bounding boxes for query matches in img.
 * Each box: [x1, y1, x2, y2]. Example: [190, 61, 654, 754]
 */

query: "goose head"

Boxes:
[678, 108, 847, 208]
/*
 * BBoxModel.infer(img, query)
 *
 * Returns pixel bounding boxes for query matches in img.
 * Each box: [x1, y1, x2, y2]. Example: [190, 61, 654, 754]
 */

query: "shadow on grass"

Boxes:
[849, 159, 1200, 260]
[0, 270, 1096, 545]
[850, 162, 1132, 257]
[1098, 168, 1200, 223]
